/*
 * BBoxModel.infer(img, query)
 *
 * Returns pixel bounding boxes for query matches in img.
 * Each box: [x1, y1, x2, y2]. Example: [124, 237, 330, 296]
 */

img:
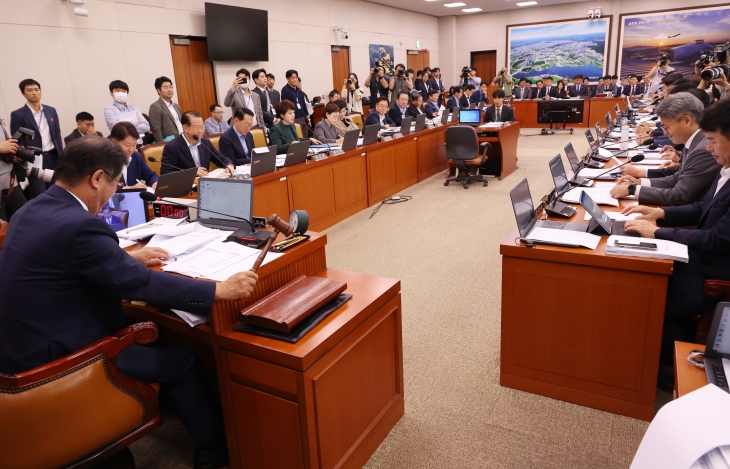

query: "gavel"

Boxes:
[250, 214, 294, 272]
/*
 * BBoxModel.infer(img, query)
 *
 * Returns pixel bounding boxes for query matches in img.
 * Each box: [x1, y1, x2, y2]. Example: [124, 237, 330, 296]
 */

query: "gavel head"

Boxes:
[266, 214, 294, 236]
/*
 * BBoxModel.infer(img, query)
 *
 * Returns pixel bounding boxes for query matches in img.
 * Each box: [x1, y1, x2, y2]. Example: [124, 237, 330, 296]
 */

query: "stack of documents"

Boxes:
[275, 155, 286, 167]
[170, 309, 208, 327]
[233, 165, 251, 177]
[117, 217, 188, 240]
[207, 168, 229, 178]
[528, 228, 601, 250]
[146, 231, 221, 256]
[561, 187, 619, 206]
[606, 235, 689, 262]
[575, 168, 616, 180]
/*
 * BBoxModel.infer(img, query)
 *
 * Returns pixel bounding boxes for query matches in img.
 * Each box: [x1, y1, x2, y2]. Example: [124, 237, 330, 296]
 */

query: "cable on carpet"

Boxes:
[369, 195, 412, 219]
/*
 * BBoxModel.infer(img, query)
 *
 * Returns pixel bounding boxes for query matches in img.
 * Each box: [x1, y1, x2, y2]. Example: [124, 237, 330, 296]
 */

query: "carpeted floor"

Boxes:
[130, 128, 671, 468]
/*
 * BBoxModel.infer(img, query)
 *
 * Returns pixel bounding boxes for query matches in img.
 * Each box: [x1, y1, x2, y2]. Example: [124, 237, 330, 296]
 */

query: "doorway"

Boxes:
[331, 46, 350, 92]
[471, 51, 496, 85]
[407, 50, 430, 72]
[169, 37, 217, 115]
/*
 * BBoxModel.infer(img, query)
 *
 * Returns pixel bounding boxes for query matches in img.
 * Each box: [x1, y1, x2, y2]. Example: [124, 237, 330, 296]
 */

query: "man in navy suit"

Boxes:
[98, 205, 123, 231]
[364, 96, 396, 129]
[622, 100, 730, 371]
[387, 91, 410, 127]
[484, 90, 515, 123]
[428, 68, 446, 106]
[109, 121, 158, 190]
[424, 90, 441, 118]
[219, 108, 255, 166]
[10, 79, 63, 199]
[160, 111, 234, 176]
[537, 77, 558, 99]
[0, 137, 258, 468]
[447, 87, 463, 111]
[471, 82, 489, 106]
[461, 85, 475, 108]
[567, 74, 589, 97]
[623, 74, 644, 97]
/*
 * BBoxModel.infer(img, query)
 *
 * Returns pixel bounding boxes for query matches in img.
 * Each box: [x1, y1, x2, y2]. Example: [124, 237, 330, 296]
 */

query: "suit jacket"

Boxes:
[10, 104, 63, 168]
[407, 104, 425, 118]
[537, 86, 558, 99]
[614, 85, 624, 96]
[0, 185, 216, 374]
[218, 127, 253, 166]
[623, 84, 644, 96]
[252, 87, 276, 126]
[269, 121, 306, 154]
[98, 214, 122, 225]
[415, 80, 429, 101]
[148, 98, 182, 143]
[639, 131, 720, 206]
[428, 78, 444, 93]
[364, 110, 395, 129]
[593, 83, 616, 96]
[267, 87, 281, 107]
[484, 105, 514, 123]
[446, 96, 460, 111]
[64, 128, 103, 145]
[160, 134, 232, 175]
[203, 116, 229, 136]
[470, 90, 488, 105]
[122, 151, 159, 187]
[512, 86, 532, 100]
[224, 88, 266, 126]
[387, 105, 408, 127]
[568, 84, 589, 97]
[459, 94, 471, 108]
[655, 173, 730, 313]
[425, 101, 440, 118]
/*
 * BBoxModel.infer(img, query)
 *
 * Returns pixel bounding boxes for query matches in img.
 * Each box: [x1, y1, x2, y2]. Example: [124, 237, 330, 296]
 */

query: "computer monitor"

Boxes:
[509, 178, 537, 239]
[98, 189, 150, 233]
[548, 155, 571, 197]
[564, 142, 581, 173]
[197, 178, 254, 230]
[459, 109, 481, 125]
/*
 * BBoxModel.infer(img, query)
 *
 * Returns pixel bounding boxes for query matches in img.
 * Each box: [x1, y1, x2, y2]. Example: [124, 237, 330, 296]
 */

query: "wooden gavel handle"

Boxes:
[251, 231, 278, 272]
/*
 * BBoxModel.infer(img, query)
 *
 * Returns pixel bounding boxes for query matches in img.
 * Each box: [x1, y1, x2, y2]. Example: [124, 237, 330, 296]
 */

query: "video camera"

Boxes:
[460, 67, 471, 80]
[700, 50, 714, 67]
[715, 44, 730, 64]
[0, 127, 42, 165]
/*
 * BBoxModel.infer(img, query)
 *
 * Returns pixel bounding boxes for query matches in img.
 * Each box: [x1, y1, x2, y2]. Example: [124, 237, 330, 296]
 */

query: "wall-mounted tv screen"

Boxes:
[205, 3, 268, 61]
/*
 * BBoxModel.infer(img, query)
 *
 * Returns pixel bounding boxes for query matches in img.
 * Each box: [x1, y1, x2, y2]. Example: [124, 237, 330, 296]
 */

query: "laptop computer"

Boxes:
[361, 124, 380, 145]
[459, 109, 481, 127]
[564, 142, 592, 186]
[584, 128, 608, 161]
[100, 188, 150, 233]
[595, 122, 604, 145]
[452, 109, 460, 122]
[605, 112, 613, 130]
[399, 116, 413, 135]
[579, 190, 639, 237]
[547, 155, 578, 218]
[704, 302, 730, 393]
[154, 167, 198, 199]
[440, 109, 451, 124]
[282, 140, 311, 167]
[479, 101, 488, 112]
[197, 177, 254, 231]
[414, 114, 427, 131]
[250, 145, 277, 177]
[341, 128, 360, 151]
[510, 179, 587, 246]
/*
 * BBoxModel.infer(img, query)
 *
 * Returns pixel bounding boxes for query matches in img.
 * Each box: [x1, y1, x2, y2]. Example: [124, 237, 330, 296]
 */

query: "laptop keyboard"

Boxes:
[613, 220, 640, 237]
[713, 363, 728, 388]
[541, 220, 566, 229]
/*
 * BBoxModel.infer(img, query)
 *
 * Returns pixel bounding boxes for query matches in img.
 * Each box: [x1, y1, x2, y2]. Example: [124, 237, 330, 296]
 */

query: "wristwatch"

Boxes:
[628, 184, 637, 196]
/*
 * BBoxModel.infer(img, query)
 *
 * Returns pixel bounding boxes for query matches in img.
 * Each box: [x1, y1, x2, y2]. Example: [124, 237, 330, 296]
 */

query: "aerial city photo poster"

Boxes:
[507, 17, 611, 84]
[617, 6, 730, 78]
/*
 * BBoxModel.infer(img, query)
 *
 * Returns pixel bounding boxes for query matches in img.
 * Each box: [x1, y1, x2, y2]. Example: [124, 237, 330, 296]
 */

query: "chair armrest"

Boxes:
[704, 280, 730, 299]
[480, 142, 491, 158]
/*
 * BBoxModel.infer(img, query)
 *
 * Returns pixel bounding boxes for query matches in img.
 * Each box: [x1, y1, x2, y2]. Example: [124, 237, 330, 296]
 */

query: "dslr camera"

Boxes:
[700, 50, 714, 67]
[659, 54, 668, 67]
[460, 67, 471, 79]
[715, 44, 730, 64]
[701, 63, 730, 81]
[1, 127, 54, 184]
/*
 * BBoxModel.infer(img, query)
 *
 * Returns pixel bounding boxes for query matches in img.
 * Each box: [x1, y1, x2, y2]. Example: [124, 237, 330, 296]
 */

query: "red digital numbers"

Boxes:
[158, 204, 185, 218]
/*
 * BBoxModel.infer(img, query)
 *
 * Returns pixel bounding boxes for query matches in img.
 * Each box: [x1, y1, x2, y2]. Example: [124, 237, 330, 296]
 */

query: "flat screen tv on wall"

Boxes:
[205, 3, 268, 61]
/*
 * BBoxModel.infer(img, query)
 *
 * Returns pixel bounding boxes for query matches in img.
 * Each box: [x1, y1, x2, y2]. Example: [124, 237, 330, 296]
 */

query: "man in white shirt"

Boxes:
[646, 56, 675, 95]
[203, 104, 230, 135]
[251, 68, 278, 127]
[149, 76, 183, 143]
[103, 80, 150, 146]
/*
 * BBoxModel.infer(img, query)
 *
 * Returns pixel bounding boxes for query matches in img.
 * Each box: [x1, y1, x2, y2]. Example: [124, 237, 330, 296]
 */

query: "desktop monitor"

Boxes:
[459, 109, 480, 125]
[98, 189, 150, 233]
[205, 3, 268, 61]
[197, 178, 254, 229]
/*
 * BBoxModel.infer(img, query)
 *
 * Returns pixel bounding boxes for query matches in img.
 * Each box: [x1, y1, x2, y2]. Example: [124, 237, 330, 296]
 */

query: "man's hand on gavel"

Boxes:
[215, 271, 258, 301]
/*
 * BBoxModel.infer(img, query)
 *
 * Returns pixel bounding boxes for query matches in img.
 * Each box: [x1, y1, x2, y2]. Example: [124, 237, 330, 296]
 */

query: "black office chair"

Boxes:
[444, 126, 490, 189]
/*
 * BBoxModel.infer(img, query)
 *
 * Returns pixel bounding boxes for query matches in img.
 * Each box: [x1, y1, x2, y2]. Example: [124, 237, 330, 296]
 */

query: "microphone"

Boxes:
[139, 192, 257, 234]
[147, 156, 186, 173]
[642, 138, 659, 151]
[192, 134, 234, 170]
[571, 154, 645, 184]
[650, 116, 659, 121]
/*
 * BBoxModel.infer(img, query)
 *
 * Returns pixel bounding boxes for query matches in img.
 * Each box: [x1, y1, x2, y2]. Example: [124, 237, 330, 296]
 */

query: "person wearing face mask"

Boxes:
[223, 69, 265, 129]
[340, 73, 362, 114]
[149, 76, 183, 143]
[103, 80, 150, 146]
[332, 100, 359, 136]
[160, 111, 234, 176]
[109, 122, 158, 190]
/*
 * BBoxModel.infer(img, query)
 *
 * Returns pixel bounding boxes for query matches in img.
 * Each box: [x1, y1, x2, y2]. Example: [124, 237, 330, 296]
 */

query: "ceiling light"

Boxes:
[462, 7, 482, 11]
[444, 2, 466, 6]
[516, 1, 538, 5]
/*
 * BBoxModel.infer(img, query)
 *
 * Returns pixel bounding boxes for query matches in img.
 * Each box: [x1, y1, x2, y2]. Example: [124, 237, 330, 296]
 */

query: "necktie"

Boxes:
[631, 86, 635, 96]
[107, 219, 111, 225]
[496, 108, 501, 121]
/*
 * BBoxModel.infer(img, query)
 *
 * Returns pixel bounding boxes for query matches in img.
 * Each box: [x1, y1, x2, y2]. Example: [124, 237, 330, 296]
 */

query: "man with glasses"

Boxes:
[204, 104, 229, 135]
[364, 96, 396, 129]
[160, 111, 234, 176]
[611, 93, 720, 205]
[219, 108, 255, 166]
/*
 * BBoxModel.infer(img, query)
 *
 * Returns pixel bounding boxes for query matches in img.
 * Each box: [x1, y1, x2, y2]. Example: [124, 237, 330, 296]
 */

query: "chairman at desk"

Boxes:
[160, 110, 234, 176]
[0, 137, 258, 469]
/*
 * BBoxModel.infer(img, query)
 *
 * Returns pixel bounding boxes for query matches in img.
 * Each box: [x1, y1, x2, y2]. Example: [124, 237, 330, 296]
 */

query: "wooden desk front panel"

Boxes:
[367, 138, 418, 206]
[501, 256, 668, 420]
[588, 98, 624, 127]
[511, 100, 537, 128]
[253, 177, 290, 219]
[416, 130, 446, 181]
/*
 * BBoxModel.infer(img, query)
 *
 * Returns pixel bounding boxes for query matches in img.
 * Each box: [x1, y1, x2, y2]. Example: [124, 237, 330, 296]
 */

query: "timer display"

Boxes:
[153, 203, 189, 219]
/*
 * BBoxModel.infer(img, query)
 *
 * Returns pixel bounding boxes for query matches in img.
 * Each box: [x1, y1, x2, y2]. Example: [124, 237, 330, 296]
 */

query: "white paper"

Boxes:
[603, 142, 638, 150]
[561, 187, 619, 206]
[629, 150, 662, 159]
[527, 227, 601, 250]
[276, 155, 286, 167]
[584, 211, 638, 221]
[598, 148, 614, 158]
[576, 168, 617, 180]
[631, 385, 730, 469]
[146, 231, 221, 256]
[606, 235, 689, 262]
[252, 147, 269, 154]
[170, 309, 208, 327]
[479, 123, 504, 128]
[233, 165, 251, 177]
[207, 168, 229, 179]
[118, 238, 137, 248]
[116, 218, 188, 240]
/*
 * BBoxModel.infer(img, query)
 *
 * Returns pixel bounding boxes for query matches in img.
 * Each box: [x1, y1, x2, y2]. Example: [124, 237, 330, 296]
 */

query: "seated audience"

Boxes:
[537, 77, 557, 99]
[425, 90, 441, 118]
[556, 81, 568, 99]
[532, 80, 544, 99]
[224, 68, 265, 129]
[109, 122, 158, 190]
[461, 84, 475, 108]
[408, 93, 425, 118]
[269, 99, 321, 154]
[204, 104, 230, 135]
[623, 74, 644, 97]
[387, 92, 410, 127]
[103, 80, 149, 145]
[160, 111, 234, 176]
[328, 90, 340, 104]
[332, 100, 359, 136]
[513, 78, 532, 100]
[218, 108, 255, 166]
[364, 97, 396, 129]
[314, 103, 344, 145]
[447, 86, 463, 111]
[65, 112, 103, 144]
[593, 75, 615, 96]
[415, 71, 430, 101]
[484, 90, 514, 123]
[568, 75, 588, 97]
[149, 76, 183, 143]
[471, 82, 489, 105]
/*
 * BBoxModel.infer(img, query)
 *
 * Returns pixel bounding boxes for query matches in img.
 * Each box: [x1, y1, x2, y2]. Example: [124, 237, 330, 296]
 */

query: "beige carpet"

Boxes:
[130, 129, 671, 468]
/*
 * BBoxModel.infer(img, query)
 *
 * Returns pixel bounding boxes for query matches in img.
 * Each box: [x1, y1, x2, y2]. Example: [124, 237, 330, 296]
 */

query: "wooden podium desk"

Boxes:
[124, 232, 404, 468]
[588, 97, 625, 127]
[509, 97, 626, 129]
[674, 341, 707, 399]
[500, 200, 674, 421]
[477, 122, 520, 180]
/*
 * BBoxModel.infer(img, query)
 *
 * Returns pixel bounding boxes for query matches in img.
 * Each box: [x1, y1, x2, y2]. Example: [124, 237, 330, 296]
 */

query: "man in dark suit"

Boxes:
[108, 122, 159, 189]
[512, 78, 532, 100]
[98, 205, 123, 231]
[536, 77, 558, 99]
[219, 108, 255, 166]
[447, 87, 463, 111]
[424, 90, 440, 118]
[407, 93, 426, 118]
[0, 137, 258, 468]
[10, 78, 63, 199]
[160, 111, 234, 176]
[428, 68, 445, 106]
[267, 73, 280, 107]
[387, 91, 410, 127]
[64, 112, 103, 144]
[461, 85, 475, 108]
[623, 74, 644, 97]
[149, 76, 183, 143]
[483, 90, 515, 123]
[470, 82, 489, 106]
[364, 97, 396, 129]
[252, 68, 277, 127]
[567, 74, 589, 97]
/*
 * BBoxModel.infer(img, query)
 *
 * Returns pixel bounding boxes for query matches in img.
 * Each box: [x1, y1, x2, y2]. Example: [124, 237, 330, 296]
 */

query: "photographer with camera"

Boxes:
[388, 63, 413, 105]
[0, 117, 27, 222]
[646, 55, 675, 94]
[459, 67, 481, 88]
[364, 66, 390, 107]
[697, 45, 730, 101]
[340, 73, 363, 114]
[492, 67, 513, 99]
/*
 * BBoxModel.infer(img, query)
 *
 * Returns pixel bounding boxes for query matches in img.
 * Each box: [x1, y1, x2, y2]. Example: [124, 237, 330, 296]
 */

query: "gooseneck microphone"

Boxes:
[147, 156, 186, 172]
[642, 138, 659, 151]
[192, 134, 234, 170]
[573, 154, 645, 184]
[139, 192, 257, 234]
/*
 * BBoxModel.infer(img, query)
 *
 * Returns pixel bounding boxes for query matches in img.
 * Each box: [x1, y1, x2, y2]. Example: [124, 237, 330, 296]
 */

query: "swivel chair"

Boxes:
[444, 126, 491, 189]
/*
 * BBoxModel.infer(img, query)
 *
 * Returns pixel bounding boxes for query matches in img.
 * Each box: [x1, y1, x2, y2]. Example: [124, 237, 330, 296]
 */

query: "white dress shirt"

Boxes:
[65, 189, 88, 211]
[637, 129, 700, 195]
[186, 138, 203, 167]
[715, 166, 730, 196]
[242, 92, 258, 126]
[27, 104, 55, 158]
[164, 99, 183, 134]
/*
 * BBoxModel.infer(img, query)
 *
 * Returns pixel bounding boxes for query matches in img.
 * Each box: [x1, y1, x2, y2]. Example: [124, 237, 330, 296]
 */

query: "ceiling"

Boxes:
[364, 0, 589, 17]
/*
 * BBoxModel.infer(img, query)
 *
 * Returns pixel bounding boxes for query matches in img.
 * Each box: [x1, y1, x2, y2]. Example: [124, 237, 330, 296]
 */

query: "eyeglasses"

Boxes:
[103, 170, 124, 187]
[661, 117, 686, 133]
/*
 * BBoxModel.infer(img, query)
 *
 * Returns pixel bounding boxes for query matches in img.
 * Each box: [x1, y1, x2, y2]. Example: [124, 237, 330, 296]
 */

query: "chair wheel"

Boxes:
[483, 182, 488, 186]
[444, 182, 449, 186]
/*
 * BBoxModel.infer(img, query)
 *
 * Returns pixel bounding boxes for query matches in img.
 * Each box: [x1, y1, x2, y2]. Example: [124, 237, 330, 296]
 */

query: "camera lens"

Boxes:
[701, 67, 721, 81]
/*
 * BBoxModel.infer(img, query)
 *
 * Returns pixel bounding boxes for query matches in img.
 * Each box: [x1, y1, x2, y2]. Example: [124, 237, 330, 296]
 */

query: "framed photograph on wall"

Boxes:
[507, 18, 611, 84]
[616, 6, 730, 80]
[369, 45, 395, 76]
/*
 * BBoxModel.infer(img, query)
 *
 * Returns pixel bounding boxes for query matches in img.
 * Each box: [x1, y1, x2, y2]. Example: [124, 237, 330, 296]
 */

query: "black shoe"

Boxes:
[657, 363, 675, 393]
[194, 433, 229, 469]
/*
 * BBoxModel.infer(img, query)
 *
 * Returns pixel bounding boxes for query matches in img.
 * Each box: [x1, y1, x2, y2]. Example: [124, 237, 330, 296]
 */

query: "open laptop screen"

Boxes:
[585, 129, 596, 152]
[459, 109, 480, 124]
[98, 189, 149, 233]
[595, 122, 603, 144]
[579, 191, 612, 233]
[708, 303, 730, 357]
[549, 155, 570, 197]
[564, 142, 580, 173]
[510, 179, 537, 238]
[198, 178, 253, 228]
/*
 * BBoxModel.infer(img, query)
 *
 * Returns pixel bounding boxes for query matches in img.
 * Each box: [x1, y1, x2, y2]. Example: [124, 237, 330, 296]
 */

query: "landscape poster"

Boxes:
[507, 18, 610, 84]
[369, 44, 395, 76]
[617, 6, 730, 78]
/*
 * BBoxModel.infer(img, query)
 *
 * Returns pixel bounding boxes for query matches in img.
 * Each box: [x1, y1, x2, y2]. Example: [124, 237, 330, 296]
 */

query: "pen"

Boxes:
[137, 179, 145, 186]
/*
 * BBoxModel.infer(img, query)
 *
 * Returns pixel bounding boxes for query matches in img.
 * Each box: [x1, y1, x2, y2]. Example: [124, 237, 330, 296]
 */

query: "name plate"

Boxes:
[311, 153, 328, 161]
[393, 133, 403, 139]
[382, 135, 393, 142]
[427, 123, 435, 129]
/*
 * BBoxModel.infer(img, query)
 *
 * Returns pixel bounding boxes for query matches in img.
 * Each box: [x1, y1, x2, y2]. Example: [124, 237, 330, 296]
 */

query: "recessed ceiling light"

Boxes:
[425, 0, 438, 2]
[462, 7, 482, 11]
[444, 2, 466, 6]
[516, 1, 538, 5]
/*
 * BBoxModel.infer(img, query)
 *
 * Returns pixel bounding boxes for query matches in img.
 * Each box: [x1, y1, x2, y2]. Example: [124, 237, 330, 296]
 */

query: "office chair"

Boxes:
[207, 133, 222, 151]
[350, 113, 364, 130]
[444, 126, 490, 189]
[250, 128, 267, 148]
[0, 322, 162, 469]
[139, 142, 166, 175]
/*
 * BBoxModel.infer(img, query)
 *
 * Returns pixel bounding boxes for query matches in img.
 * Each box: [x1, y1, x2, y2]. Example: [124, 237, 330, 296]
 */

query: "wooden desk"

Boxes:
[509, 98, 624, 129]
[477, 122, 520, 180]
[674, 341, 707, 399]
[500, 188, 674, 420]
[588, 97, 624, 127]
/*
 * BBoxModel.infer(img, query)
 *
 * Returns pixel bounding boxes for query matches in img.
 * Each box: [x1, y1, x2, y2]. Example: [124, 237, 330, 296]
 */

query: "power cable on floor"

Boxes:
[369, 195, 412, 219]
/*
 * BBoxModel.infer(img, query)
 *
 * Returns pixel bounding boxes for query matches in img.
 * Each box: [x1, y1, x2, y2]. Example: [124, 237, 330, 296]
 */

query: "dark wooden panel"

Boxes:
[394, 138, 418, 184]
[331, 154, 367, 212]
[367, 147, 397, 199]
[288, 164, 336, 227]
[472, 51, 496, 85]
[416, 130, 446, 181]
[253, 178, 290, 219]
[589, 97, 625, 128]
[230, 383, 305, 469]
[169, 38, 216, 115]
[331, 46, 350, 93]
